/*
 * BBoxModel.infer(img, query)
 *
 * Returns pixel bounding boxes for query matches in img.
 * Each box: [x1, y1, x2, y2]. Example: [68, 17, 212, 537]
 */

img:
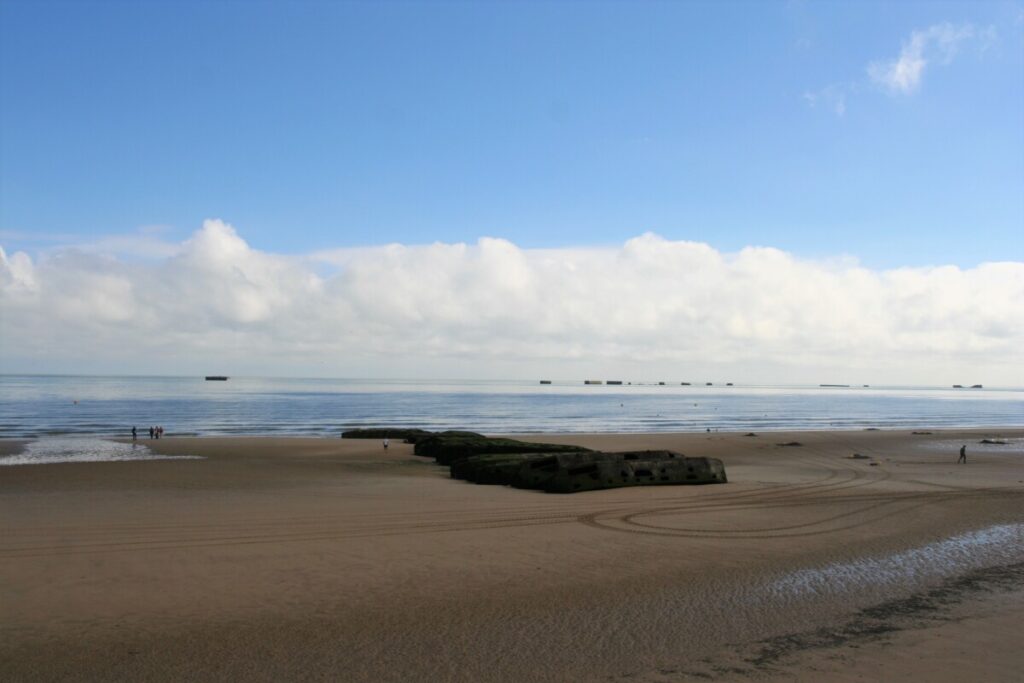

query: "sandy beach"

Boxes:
[1, 429, 1022, 682]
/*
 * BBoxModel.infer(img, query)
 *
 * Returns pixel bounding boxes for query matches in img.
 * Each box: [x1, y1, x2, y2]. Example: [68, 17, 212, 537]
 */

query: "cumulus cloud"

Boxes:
[0, 246, 36, 291]
[2, 221, 1022, 384]
[868, 22, 994, 95]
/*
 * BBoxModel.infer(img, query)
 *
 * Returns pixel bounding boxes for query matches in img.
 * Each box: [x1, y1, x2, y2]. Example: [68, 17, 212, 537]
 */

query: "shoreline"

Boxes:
[2, 429, 1022, 681]
[1, 424, 1022, 447]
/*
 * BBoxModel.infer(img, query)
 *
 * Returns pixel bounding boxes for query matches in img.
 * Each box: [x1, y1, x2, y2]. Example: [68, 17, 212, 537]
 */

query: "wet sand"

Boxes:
[2, 429, 1022, 681]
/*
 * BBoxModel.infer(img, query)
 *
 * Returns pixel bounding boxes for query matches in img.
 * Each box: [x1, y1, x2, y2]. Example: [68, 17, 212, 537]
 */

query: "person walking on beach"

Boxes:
[383, 437, 389, 451]
[958, 445, 966, 463]
[132, 426, 137, 441]
[149, 426, 155, 439]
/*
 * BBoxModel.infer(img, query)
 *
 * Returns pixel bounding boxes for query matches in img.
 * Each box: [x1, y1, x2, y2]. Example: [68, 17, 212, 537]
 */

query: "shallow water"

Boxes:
[922, 437, 1024, 456]
[0, 436, 202, 466]
[764, 523, 1024, 603]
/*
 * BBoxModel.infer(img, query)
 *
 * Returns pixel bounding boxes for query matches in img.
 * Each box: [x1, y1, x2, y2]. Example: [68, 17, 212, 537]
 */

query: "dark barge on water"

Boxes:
[205, 376, 229, 381]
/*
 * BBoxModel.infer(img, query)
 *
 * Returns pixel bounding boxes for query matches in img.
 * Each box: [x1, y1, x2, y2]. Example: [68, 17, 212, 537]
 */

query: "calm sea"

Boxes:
[0, 375, 1021, 438]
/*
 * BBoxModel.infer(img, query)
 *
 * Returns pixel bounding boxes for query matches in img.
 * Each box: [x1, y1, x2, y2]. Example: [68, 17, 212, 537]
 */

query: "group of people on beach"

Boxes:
[130, 426, 165, 440]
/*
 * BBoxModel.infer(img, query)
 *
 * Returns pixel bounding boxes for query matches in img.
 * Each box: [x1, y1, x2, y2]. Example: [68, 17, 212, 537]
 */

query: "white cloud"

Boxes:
[806, 22, 996, 115]
[2, 221, 1022, 384]
[0, 246, 37, 292]
[803, 83, 851, 116]
[868, 23, 992, 95]
[0, 226, 181, 260]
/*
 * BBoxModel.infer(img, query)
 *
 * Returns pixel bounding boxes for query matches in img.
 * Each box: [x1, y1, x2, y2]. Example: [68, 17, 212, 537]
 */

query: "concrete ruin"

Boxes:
[351, 429, 728, 493]
[342, 428, 484, 444]
[449, 447, 727, 493]
[414, 434, 589, 466]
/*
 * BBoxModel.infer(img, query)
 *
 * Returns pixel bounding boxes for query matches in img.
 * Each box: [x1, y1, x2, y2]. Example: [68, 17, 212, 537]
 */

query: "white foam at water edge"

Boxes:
[922, 438, 1024, 455]
[765, 523, 1024, 601]
[0, 437, 203, 466]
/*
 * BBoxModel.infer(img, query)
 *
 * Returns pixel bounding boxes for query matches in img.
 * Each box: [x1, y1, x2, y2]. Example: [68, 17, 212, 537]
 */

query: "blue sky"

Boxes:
[2, 0, 1022, 268]
[2, 1, 1023, 382]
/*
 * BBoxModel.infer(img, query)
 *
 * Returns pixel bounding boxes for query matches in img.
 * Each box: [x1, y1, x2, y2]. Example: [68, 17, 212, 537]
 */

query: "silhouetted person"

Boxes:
[149, 426, 155, 439]
[958, 445, 966, 463]
[131, 426, 137, 441]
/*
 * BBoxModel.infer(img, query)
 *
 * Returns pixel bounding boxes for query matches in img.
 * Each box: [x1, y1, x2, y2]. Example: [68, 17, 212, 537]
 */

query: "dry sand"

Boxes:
[1, 429, 1022, 682]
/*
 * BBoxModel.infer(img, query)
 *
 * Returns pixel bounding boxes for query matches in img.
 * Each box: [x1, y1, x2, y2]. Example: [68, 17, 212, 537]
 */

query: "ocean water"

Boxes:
[0, 375, 1021, 438]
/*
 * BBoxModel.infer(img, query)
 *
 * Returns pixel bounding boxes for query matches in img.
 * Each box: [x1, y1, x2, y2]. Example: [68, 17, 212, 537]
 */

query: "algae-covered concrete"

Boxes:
[342, 428, 485, 443]
[352, 430, 727, 493]
[450, 447, 727, 493]
[341, 428, 432, 440]
[414, 434, 589, 465]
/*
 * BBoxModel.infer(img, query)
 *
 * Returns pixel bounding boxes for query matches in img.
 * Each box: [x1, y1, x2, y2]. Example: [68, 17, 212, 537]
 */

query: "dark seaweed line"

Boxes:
[646, 561, 1024, 681]
[749, 561, 1024, 667]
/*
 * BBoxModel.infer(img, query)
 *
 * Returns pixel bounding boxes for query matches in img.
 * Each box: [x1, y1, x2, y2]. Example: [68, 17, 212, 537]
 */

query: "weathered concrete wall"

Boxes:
[352, 429, 728, 493]
[454, 448, 727, 493]
[341, 428, 432, 440]
[414, 435, 589, 466]
[543, 455, 727, 493]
